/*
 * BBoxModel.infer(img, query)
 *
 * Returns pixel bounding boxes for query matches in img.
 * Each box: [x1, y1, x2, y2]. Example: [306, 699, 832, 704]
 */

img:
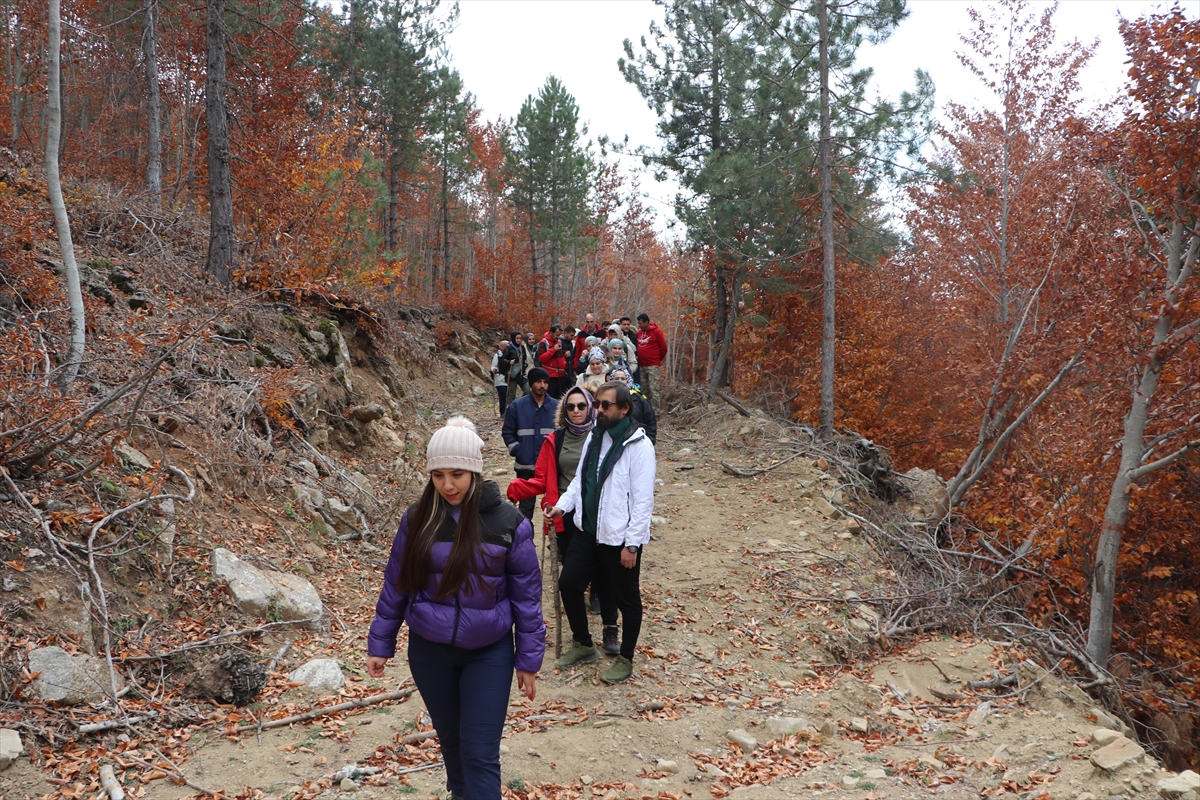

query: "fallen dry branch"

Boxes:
[399, 729, 438, 745]
[99, 764, 125, 800]
[77, 712, 161, 734]
[715, 389, 753, 417]
[121, 619, 323, 662]
[118, 753, 223, 797]
[719, 451, 807, 477]
[234, 686, 417, 732]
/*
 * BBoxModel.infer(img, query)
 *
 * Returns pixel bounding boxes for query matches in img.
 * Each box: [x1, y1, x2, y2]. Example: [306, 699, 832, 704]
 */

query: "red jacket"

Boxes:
[537, 333, 568, 377]
[506, 432, 565, 533]
[636, 323, 668, 367]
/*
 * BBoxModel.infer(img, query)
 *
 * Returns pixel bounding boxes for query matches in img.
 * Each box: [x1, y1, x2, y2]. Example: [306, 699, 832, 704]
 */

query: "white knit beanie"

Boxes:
[426, 415, 484, 473]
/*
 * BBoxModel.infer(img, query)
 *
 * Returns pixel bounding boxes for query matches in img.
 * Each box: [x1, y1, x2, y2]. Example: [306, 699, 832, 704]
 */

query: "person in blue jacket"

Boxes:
[501, 367, 559, 520]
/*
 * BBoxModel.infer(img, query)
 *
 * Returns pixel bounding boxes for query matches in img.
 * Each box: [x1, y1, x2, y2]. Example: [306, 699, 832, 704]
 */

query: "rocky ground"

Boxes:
[2, 313, 1197, 800]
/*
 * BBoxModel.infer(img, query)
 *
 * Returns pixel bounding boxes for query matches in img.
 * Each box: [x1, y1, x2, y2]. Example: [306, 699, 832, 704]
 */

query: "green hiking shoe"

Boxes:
[601, 655, 633, 683]
[555, 642, 599, 669]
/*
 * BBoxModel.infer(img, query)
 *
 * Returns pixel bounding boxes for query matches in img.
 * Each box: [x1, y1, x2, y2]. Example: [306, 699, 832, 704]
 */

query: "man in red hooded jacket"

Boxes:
[636, 313, 667, 414]
[537, 325, 570, 399]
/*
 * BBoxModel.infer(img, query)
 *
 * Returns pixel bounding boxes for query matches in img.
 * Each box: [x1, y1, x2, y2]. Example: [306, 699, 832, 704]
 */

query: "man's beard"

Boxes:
[595, 415, 615, 430]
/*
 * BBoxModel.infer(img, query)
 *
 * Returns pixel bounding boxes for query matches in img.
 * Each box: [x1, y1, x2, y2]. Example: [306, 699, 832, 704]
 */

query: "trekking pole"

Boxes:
[548, 520, 562, 659]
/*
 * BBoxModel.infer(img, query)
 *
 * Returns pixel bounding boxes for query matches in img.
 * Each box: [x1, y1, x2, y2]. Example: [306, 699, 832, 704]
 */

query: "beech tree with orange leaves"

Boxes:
[1085, 6, 1200, 669]
[904, 0, 1108, 518]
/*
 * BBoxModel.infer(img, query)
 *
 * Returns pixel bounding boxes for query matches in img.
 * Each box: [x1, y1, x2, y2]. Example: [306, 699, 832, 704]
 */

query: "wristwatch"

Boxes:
[625, 545, 640, 553]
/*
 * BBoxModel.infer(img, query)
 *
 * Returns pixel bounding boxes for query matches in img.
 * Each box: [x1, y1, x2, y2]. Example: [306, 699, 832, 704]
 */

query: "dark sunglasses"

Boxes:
[597, 400, 620, 410]
[564, 402, 589, 411]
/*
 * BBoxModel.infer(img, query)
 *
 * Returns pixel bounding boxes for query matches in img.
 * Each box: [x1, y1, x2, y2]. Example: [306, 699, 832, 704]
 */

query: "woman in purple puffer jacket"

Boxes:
[366, 416, 544, 800]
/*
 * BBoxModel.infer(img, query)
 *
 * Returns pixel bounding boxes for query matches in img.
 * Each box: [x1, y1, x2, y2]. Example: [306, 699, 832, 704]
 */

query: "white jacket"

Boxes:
[555, 425, 655, 547]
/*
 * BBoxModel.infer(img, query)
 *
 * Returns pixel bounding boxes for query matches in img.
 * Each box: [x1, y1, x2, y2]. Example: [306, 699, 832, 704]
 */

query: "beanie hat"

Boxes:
[426, 415, 484, 473]
[527, 367, 550, 383]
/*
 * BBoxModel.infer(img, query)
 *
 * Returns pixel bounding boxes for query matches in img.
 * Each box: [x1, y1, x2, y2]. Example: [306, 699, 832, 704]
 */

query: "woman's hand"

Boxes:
[366, 655, 389, 678]
[516, 670, 537, 701]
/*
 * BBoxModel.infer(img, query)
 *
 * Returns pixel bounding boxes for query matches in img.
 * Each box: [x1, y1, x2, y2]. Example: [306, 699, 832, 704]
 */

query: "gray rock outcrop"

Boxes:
[1089, 736, 1146, 772]
[211, 548, 323, 626]
[29, 646, 123, 704]
[903, 467, 948, 517]
[1157, 770, 1199, 800]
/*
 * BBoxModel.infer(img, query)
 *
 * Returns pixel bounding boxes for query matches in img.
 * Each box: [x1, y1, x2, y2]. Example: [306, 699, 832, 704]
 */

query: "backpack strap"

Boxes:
[554, 426, 567, 464]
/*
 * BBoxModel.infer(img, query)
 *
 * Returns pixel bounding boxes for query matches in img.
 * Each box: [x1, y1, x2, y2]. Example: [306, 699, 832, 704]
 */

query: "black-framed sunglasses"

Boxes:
[564, 402, 589, 411]
[597, 399, 619, 410]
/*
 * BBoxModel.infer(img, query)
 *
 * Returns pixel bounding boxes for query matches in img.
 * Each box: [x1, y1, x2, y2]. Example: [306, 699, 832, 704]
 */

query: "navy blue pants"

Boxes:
[408, 631, 514, 800]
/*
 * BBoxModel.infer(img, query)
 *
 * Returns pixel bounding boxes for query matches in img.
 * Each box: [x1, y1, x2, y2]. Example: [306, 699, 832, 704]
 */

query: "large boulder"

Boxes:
[29, 646, 123, 704]
[289, 658, 346, 697]
[211, 548, 323, 626]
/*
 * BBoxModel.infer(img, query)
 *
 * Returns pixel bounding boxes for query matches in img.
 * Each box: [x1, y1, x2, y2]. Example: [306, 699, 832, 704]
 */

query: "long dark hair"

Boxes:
[397, 473, 483, 600]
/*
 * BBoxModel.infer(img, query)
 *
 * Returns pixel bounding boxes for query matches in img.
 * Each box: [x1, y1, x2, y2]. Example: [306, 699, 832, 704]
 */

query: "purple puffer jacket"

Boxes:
[367, 480, 545, 674]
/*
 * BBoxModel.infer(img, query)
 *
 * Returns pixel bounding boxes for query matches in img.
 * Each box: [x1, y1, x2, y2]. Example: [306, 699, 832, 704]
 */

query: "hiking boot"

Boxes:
[554, 642, 598, 669]
[602, 626, 620, 656]
[601, 655, 633, 683]
[589, 593, 601, 615]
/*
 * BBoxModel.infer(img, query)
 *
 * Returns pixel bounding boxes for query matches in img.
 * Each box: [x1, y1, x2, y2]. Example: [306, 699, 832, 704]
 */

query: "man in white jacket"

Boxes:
[548, 381, 655, 683]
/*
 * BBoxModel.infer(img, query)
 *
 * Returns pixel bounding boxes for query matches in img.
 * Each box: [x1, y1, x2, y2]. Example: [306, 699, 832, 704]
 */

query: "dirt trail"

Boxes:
[1, 391, 1174, 800]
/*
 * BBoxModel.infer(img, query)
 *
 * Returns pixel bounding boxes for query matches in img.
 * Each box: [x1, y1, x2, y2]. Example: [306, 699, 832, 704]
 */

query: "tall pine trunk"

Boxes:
[708, 263, 743, 398]
[441, 177, 450, 292]
[142, 0, 162, 204]
[205, 0, 233, 286]
[818, 0, 836, 436]
[46, 0, 84, 391]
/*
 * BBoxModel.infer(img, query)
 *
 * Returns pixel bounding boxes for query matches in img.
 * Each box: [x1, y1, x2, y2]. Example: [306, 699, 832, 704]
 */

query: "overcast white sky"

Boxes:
[443, 0, 1189, 229]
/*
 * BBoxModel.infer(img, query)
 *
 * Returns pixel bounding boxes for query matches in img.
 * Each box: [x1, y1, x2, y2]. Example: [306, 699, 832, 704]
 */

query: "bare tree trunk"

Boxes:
[45, 0, 84, 391]
[4, 0, 23, 144]
[1087, 220, 1200, 668]
[818, 0, 836, 437]
[204, 0, 233, 286]
[142, 0, 162, 204]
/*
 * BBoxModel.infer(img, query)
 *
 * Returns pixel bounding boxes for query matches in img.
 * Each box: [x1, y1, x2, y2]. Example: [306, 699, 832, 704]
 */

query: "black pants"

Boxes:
[496, 385, 508, 416]
[559, 527, 642, 660]
[514, 469, 536, 520]
[550, 375, 570, 400]
[556, 516, 616, 627]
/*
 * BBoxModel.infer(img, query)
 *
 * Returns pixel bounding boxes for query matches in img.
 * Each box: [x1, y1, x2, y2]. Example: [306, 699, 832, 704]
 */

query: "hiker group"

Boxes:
[366, 313, 667, 799]
[487, 312, 667, 419]
[499, 312, 666, 681]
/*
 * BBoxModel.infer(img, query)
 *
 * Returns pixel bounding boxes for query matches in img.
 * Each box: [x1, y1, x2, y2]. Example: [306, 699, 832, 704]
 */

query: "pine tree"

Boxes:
[510, 76, 594, 307]
[621, 0, 931, 402]
[427, 63, 477, 293]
